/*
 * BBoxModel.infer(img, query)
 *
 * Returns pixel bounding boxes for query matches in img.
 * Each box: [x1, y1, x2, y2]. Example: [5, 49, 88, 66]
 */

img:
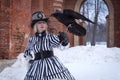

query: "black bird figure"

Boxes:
[50, 9, 94, 36]
[63, 9, 95, 24]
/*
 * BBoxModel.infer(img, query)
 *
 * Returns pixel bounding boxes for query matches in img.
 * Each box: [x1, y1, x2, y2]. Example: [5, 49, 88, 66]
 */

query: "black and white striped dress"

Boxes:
[24, 34, 75, 80]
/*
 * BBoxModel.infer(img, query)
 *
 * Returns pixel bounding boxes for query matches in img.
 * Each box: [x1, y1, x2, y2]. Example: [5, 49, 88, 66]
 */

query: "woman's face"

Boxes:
[36, 21, 47, 32]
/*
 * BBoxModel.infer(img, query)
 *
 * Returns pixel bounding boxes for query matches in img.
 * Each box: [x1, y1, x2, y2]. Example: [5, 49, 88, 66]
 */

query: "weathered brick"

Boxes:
[0, 0, 120, 59]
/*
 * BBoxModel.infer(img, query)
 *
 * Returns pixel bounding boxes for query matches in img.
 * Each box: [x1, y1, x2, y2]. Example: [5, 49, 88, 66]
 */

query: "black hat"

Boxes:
[31, 11, 48, 28]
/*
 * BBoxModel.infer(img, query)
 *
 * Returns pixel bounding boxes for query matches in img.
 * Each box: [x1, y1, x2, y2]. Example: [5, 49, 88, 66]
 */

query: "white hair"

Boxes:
[33, 22, 48, 33]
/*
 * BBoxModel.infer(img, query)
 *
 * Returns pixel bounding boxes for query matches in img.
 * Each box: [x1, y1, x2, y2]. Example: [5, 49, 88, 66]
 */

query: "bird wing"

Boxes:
[68, 22, 86, 36]
[50, 10, 86, 36]
[63, 9, 95, 24]
[51, 12, 74, 26]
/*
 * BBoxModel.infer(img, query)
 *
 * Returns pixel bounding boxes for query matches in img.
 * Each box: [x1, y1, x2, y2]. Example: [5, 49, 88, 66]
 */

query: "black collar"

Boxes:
[35, 31, 46, 38]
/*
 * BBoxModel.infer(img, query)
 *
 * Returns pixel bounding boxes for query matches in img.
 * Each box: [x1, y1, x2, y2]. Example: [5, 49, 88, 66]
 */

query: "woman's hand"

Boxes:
[58, 32, 69, 46]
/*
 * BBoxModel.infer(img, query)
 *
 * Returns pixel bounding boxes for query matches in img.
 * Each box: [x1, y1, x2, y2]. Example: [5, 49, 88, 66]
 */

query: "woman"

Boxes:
[24, 11, 75, 80]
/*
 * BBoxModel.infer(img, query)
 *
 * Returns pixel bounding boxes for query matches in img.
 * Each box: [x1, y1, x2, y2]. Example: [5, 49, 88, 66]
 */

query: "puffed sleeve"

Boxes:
[24, 37, 34, 59]
[49, 34, 60, 47]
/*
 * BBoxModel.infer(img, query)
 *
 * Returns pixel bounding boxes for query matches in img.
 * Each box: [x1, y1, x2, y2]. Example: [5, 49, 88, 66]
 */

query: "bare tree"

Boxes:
[91, 0, 101, 46]
[80, 0, 108, 46]
[81, 1, 91, 44]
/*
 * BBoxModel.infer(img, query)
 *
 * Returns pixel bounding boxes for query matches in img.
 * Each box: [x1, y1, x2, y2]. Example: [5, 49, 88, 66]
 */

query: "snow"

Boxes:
[0, 45, 120, 80]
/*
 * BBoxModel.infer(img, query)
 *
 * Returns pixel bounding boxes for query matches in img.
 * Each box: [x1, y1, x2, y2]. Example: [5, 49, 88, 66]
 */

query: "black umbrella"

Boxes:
[50, 9, 94, 36]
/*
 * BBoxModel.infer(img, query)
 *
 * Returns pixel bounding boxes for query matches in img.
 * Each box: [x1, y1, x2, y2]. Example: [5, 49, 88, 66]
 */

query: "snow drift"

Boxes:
[0, 45, 120, 80]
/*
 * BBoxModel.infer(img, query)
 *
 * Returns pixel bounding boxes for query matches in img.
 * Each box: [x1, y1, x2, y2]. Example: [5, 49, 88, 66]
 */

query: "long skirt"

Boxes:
[24, 56, 75, 80]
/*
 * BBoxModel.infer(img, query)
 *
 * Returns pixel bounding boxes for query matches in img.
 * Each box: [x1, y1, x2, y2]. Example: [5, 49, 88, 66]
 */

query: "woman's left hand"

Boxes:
[58, 32, 69, 46]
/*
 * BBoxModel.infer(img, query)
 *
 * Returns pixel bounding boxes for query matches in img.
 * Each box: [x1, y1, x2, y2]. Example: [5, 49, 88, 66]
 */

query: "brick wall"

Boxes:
[9, 0, 31, 58]
[111, 0, 120, 47]
[0, 0, 31, 59]
[0, 0, 10, 59]
[0, 0, 120, 59]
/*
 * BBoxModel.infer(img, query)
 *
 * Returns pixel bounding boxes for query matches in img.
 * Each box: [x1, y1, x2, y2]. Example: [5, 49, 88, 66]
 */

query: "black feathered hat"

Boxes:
[31, 11, 48, 28]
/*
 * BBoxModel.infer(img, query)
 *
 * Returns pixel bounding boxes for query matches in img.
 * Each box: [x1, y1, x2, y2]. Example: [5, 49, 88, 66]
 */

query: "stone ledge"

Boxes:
[0, 59, 16, 72]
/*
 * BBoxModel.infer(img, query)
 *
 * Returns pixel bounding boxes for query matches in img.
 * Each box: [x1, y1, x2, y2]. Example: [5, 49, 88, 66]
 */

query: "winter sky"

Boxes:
[80, 0, 109, 24]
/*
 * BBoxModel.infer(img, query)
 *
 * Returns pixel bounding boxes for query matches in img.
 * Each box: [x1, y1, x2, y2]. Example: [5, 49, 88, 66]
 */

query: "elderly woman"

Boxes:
[24, 11, 75, 80]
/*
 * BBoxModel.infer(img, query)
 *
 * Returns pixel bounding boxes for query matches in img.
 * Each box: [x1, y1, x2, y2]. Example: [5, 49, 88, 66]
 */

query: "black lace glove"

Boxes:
[58, 32, 69, 46]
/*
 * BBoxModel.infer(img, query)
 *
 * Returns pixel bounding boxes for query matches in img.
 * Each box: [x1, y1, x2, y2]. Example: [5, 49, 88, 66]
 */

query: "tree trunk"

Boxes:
[91, 0, 100, 46]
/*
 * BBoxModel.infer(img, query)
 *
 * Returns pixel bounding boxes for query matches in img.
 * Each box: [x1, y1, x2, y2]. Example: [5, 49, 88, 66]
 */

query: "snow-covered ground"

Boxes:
[0, 45, 120, 80]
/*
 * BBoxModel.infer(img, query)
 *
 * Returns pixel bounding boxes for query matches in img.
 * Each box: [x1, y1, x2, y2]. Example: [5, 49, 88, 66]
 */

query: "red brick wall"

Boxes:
[111, 0, 120, 47]
[0, 0, 120, 59]
[0, 0, 31, 59]
[31, 0, 44, 13]
[0, 0, 10, 59]
[9, 0, 31, 58]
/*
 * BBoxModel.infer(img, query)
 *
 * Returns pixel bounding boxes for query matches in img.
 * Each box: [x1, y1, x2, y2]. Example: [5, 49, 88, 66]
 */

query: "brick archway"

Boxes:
[74, 0, 114, 47]
[0, 0, 120, 59]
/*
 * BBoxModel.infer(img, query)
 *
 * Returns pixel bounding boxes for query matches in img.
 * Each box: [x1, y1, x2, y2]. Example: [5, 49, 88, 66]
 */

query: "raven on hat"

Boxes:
[50, 9, 94, 36]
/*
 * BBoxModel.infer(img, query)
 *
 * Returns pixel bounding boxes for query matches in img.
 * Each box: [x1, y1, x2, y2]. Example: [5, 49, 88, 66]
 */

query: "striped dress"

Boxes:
[24, 34, 75, 80]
